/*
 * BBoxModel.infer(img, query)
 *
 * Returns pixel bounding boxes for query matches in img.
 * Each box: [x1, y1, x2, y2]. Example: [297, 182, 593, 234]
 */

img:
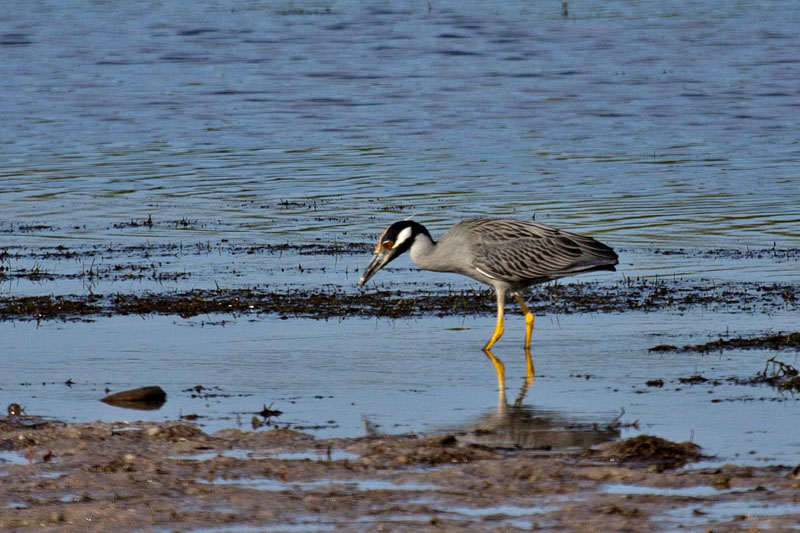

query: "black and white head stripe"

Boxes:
[374, 220, 431, 254]
[358, 221, 431, 287]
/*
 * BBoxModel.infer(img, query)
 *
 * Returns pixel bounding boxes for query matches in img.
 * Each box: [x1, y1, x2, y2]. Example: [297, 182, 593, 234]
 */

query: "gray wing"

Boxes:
[458, 219, 618, 284]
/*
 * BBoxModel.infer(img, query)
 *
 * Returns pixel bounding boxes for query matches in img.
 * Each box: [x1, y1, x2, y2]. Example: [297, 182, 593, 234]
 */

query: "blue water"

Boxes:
[2, 1, 800, 468]
[2, 0, 799, 247]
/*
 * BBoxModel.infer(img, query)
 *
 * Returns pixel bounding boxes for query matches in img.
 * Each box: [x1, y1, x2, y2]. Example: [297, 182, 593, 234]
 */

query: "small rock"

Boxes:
[101, 386, 167, 410]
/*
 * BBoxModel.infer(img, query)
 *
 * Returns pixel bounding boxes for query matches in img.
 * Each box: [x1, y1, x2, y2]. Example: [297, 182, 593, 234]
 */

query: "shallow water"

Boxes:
[602, 483, 749, 498]
[2, 1, 800, 469]
[4, 308, 800, 465]
[660, 500, 800, 530]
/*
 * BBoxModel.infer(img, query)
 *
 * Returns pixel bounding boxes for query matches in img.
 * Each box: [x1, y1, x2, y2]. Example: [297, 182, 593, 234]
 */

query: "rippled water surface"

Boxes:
[3, 0, 799, 247]
[2, 1, 800, 465]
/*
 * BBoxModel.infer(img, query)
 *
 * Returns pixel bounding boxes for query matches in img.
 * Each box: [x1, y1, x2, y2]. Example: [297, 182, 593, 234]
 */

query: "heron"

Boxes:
[357, 218, 618, 385]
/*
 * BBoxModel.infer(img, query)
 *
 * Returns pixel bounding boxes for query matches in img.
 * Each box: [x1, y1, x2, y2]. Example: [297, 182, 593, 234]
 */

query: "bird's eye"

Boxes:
[382, 241, 393, 250]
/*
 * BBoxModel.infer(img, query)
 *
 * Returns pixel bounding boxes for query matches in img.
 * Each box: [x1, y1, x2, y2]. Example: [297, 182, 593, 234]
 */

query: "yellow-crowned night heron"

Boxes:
[358, 218, 618, 382]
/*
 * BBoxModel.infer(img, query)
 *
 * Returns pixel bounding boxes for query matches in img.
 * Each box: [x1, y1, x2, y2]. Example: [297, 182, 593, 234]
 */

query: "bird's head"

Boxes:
[358, 220, 430, 288]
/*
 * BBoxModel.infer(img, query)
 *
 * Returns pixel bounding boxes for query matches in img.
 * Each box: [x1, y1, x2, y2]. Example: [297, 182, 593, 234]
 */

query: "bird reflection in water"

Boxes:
[456, 375, 621, 451]
[362, 367, 621, 452]
[482, 346, 535, 392]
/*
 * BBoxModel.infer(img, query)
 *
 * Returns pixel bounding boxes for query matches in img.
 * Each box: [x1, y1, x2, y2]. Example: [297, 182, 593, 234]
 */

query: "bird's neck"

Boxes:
[408, 233, 451, 273]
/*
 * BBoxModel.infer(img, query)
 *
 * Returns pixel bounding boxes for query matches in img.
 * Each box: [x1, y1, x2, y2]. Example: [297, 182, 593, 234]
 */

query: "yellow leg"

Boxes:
[483, 292, 506, 391]
[514, 294, 536, 384]
[483, 295, 505, 351]
[513, 294, 535, 349]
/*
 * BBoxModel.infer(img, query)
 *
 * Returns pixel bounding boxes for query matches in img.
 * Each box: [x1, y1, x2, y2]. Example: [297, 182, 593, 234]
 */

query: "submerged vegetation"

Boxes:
[755, 357, 800, 393]
[1, 242, 798, 320]
[649, 332, 800, 353]
[0, 280, 798, 322]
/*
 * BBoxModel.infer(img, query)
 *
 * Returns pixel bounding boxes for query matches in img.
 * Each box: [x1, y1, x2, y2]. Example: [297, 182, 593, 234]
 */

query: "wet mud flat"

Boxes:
[1, 277, 799, 322]
[2, 417, 800, 532]
[1, 240, 799, 323]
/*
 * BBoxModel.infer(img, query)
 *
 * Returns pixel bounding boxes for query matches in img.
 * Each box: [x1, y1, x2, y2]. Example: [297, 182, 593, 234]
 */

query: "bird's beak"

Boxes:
[358, 250, 393, 288]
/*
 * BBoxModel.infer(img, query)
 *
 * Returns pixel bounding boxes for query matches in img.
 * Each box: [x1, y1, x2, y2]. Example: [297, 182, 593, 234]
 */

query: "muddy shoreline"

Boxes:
[1, 279, 798, 323]
[3, 240, 798, 322]
[2, 416, 799, 532]
[4, 239, 800, 530]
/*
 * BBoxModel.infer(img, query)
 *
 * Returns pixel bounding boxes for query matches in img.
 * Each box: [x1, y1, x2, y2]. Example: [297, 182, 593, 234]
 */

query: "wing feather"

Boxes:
[455, 219, 617, 284]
